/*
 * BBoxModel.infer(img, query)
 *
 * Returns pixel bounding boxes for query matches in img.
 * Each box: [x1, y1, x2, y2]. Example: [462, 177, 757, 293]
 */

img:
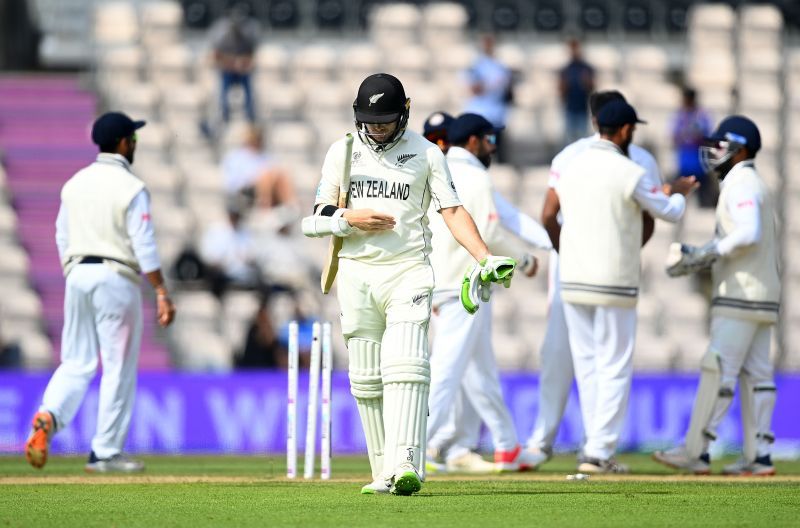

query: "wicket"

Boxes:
[287, 320, 333, 480]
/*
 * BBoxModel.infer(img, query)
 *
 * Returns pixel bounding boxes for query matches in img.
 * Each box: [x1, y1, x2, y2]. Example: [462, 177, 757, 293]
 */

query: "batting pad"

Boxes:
[381, 323, 431, 480]
[348, 338, 385, 479]
[685, 349, 722, 458]
[753, 383, 777, 458]
[738, 372, 756, 462]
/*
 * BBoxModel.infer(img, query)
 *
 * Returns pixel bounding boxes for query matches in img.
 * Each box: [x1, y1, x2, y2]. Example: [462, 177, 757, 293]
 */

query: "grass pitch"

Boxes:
[1, 454, 799, 527]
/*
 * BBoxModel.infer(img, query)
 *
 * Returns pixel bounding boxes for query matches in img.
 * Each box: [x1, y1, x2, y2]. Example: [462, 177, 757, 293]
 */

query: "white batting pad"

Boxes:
[685, 349, 722, 458]
[380, 322, 431, 480]
[348, 338, 385, 479]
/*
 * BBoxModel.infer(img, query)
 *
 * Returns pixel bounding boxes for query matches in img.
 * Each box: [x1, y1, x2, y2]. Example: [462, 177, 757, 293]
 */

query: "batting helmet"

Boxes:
[353, 73, 410, 152]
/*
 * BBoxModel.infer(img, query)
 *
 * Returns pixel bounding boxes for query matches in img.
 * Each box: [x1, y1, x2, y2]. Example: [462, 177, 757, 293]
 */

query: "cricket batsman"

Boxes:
[303, 73, 516, 495]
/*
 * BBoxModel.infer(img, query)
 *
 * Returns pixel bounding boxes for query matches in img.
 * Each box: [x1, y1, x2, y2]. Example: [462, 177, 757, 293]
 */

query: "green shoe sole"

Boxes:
[390, 471, 422, 496]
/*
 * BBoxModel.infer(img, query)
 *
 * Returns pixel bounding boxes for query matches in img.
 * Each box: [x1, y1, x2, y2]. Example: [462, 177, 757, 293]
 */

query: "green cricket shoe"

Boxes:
[390, 463, 422, 496]
[360, 478, 390, 495]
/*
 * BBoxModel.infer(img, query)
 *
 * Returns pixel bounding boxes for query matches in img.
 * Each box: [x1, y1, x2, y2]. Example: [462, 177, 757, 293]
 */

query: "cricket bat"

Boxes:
[320, 133, 354, 294]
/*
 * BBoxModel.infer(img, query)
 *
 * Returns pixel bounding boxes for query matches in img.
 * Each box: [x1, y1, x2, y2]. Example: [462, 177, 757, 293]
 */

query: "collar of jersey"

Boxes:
[592, 138, 625, 155]
[446, 146, 485, 169]
[720, 159, 756, 188]
[95, 153, 133, 173]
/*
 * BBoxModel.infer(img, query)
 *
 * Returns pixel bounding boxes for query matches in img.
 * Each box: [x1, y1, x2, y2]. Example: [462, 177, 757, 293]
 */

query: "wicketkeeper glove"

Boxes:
[460, 256, 517, 314]
[665, 241, 720, 277]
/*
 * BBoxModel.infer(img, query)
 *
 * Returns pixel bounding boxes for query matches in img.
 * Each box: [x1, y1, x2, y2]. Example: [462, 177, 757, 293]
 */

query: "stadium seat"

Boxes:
[316, 0, 346, 30]
[580, 1, 610, 32]
[266, 0, 300, 29]
[180, 0, 216, 29]
[491, 1, 520, 31]
[369, 3, 421, 49]
[623, 1, 652, 32]
[421, 2, 470, 46]
[664, 0, 690, 33]
[533, 2, 564, 32]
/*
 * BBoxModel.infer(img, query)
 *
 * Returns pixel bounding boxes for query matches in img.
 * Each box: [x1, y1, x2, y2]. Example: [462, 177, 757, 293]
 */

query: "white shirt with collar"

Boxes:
[315, 130, 461, 265]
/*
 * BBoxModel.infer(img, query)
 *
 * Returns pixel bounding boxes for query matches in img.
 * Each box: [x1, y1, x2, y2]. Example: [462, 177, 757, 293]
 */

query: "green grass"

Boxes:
[1, 454, 799, 527]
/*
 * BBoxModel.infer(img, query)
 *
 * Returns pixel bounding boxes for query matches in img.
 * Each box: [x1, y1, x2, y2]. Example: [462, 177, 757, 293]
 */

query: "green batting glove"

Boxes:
[461, 263, 492, 314]
[480, 256, 517, 289]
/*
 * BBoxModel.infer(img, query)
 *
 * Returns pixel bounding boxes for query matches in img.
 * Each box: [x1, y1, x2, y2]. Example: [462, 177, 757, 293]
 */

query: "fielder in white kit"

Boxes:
[310, 74, 516, 495]
[25, 112, 176, 472]
[556, 100, 695, 473]
[526, 91, 697, 464]
[427, 113, 552, 474]
[654, 116, 780, 476]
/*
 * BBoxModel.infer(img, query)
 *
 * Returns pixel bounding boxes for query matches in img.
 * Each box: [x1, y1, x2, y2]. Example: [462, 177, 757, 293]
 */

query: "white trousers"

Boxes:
[701, 315, 775, 457]
[526, 251, 573, 451]
[563, 301, 636, 461]
[427, 298, 518, 455]
[41, 264, 142, 459]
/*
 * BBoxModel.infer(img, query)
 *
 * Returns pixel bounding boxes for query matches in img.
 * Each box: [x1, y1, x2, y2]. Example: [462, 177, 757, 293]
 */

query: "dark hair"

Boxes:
[682, 87, 697, 103]
[589, 91, 626, 118]
[98, 142, 119, 153]
[598, 125, 622, 136]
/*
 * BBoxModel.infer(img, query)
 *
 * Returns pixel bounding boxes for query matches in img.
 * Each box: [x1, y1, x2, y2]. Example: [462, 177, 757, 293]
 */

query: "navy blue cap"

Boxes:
[91, 112, 146, 147]
[596, 100, 646, 127]
[423, 111, 454, 137]
[448, 113, 504, 144]
[706, 115, 761, 154]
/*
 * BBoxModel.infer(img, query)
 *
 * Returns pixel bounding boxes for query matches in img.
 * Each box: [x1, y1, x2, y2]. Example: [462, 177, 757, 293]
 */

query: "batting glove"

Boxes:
[460, 263, 492, 314]
[480, 256, 517, 288]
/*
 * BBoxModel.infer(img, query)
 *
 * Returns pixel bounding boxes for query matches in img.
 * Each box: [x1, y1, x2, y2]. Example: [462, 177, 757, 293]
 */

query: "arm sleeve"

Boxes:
[716, 183, 762, 256]
[632, 173, 686, 223]
[428, 147, 461, 211]
[126, 190, 161, 273]
[55, 203, 68, 263]
[315, 142, 344, 208]
[493, 191, 552, 250]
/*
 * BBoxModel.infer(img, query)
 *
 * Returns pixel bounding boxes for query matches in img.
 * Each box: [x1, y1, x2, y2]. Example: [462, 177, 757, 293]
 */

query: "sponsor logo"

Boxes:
[412, 292, 429, 305]
[351, 151, 363, 166]
[368, 93, 385, 106]
[395, 153, 417, 167]
[450, 180, 456, 191]
[406, 448, 414, 462]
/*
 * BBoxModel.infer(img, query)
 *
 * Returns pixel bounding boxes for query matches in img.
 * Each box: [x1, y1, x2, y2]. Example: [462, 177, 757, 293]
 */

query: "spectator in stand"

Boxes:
[208, 6, 260, 123]
[221, 125, 296, 209]
[559, 38, 595, 145]
[199, 197, 262, 298]
[672, 87, 715, 207]
[463, 34, 513, 163]
[237, 296, 286, 369]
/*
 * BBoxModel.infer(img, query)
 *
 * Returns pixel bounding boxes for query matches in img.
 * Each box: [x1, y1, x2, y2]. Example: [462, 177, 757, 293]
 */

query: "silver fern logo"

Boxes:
[368, 93, 385, 106]
[396, 153, 417, 166]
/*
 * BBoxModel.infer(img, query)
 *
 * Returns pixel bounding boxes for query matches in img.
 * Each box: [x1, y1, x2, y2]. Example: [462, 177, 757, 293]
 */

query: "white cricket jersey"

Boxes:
[316, 130, 461, 265]
[58, 154, 160, 281]
[429, 147, 529, 296]
[557, 140, 646, 308]
[711, 160, 780, 323]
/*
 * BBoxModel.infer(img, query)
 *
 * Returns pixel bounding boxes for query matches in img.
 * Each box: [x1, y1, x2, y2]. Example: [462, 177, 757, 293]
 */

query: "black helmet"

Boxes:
[700, 115, 761, 179]
[353, 73, 410, 152]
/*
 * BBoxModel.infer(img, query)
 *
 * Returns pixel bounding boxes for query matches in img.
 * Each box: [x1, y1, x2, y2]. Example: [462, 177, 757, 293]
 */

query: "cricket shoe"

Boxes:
[652, 446, 710, 475]
[85, 452, 145, 473]
[445, 451, 496, 474]
[389, 463, 423, 496]
[577, 456, 631, 474]
[722, 455, 776, 476]
[361, 478, 391, 495]
[495, 445, 548, 472]
[25, 410, 55, 469]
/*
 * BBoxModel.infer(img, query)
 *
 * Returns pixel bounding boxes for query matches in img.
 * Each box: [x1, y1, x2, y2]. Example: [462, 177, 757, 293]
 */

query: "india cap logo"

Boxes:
[368, 93, 385, 106]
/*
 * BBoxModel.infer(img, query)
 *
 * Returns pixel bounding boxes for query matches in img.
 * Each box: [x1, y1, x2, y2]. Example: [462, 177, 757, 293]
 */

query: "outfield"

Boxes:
[1, 454, 799, 527]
